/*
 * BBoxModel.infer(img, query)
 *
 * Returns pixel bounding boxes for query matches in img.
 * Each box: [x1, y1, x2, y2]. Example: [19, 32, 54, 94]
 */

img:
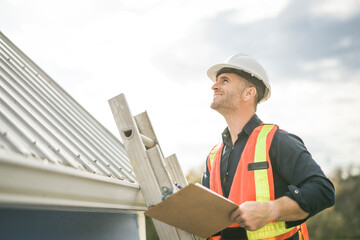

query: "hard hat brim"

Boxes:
[207, 63, 239, 82]
[207, 63, 271, 103]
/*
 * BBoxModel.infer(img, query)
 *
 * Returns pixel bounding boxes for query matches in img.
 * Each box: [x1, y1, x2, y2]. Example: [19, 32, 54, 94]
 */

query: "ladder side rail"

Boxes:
[135, 112, 188, 189]
[108, 94, 180, 240]
[136, 112, 196, 240]
[142, 128, 196, 240]
[147, 148, 195, 240]
[134, 111, 164, 157]
[146, 145, 174, 191]
[165, 154, 189, 189]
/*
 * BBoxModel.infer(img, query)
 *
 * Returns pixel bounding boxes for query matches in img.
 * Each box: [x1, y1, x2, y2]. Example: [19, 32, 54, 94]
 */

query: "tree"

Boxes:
[307, 166, 360, 239]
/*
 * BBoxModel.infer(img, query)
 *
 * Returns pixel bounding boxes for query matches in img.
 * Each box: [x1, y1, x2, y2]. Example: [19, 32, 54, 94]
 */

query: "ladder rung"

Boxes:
[140, 133, 156, 148]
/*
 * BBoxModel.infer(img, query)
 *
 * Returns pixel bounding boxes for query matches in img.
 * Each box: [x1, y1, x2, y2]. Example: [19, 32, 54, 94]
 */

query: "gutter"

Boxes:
[0, 150, 146, 212]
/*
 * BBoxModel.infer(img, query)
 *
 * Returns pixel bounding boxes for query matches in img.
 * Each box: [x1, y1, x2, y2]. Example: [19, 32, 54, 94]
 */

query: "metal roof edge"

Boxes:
[0, 31, 125, 152]
[0, 150, 146, 212]
[0, 31, 136, 182]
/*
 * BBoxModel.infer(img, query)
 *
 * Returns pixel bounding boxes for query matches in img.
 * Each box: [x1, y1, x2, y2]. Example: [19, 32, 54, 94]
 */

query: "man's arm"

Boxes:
[272, 131, 335, 226]
[230, 196, 309, 231]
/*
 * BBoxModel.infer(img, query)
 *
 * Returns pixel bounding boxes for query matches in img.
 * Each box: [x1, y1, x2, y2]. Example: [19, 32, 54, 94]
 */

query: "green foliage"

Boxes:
[307, 167, 360, 239]
[146, 216, 159, 240]
[186, 165, 204, 185]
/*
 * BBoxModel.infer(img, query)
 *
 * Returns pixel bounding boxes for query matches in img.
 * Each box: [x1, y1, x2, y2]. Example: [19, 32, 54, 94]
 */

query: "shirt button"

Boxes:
[294, 190, 299, 194]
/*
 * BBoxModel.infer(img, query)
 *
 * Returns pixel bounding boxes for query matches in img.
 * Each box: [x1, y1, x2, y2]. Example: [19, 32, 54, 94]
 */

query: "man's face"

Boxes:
[210, 72, 248, 113]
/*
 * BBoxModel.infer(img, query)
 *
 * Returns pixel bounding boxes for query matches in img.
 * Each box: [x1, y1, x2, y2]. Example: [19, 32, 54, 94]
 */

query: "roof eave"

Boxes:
[0, 150, 147, 212]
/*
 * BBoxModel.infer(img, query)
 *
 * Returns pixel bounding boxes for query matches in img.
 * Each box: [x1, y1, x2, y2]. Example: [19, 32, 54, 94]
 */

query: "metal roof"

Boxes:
[0, 31, 137, 184]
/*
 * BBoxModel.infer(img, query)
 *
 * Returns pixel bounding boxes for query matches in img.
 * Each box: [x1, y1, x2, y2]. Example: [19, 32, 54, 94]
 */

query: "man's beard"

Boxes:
[211, 96, 235, 111]
[211, 90, 243, 113]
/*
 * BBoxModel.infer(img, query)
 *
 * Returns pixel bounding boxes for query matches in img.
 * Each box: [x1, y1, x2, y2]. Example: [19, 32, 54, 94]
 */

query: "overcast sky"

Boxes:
[1, 0, 359, 176]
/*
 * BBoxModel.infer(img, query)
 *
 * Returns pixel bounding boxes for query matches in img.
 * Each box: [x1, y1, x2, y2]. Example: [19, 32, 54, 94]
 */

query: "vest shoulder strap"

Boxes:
[207, 143, 222, 172]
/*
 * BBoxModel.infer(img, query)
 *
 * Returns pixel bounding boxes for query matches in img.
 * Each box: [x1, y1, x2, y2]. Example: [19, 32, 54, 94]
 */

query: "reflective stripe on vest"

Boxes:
[208, 143, 222, 173]
[207, 124, 307, 240]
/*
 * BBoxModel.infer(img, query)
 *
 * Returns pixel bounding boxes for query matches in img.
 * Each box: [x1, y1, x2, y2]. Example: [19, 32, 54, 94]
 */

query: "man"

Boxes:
[202, 53, 335, 240]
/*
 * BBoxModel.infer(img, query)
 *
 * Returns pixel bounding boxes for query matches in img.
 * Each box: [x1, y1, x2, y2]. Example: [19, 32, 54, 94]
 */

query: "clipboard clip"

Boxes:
[161, 186, 174, 200]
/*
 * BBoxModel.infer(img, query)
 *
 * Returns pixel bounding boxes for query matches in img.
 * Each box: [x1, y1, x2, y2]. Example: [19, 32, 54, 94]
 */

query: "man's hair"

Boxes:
[216, 67, 265, 104]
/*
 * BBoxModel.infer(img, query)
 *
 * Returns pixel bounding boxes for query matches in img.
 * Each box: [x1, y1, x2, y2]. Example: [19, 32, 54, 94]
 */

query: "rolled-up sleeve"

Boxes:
[271, 131, 335, 227]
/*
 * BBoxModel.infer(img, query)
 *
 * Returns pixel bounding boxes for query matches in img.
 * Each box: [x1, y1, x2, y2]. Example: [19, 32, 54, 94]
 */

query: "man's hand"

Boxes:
[230, 197, 309, 231]
[230, 201, 274, 231]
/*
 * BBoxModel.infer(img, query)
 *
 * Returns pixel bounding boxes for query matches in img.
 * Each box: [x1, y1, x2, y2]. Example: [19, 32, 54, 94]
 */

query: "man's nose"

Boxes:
[212, 82, 220, 91]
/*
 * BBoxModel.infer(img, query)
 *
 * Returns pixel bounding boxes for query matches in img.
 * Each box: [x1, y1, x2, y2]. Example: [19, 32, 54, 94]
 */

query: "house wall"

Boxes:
[0, 208, 141, 240]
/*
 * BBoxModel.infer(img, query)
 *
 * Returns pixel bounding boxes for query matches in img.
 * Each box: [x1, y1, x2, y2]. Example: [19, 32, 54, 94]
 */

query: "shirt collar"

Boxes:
[243, 114, 262, 136]
[222, 114, 263, 145]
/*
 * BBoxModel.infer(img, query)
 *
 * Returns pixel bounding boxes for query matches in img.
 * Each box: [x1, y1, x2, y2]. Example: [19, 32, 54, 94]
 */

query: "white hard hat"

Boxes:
[207, 53, 271, 103]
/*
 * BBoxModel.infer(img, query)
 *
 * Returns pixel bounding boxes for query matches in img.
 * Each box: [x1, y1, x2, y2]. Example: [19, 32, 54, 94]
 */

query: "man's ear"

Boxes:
[243, 87, 257, 102]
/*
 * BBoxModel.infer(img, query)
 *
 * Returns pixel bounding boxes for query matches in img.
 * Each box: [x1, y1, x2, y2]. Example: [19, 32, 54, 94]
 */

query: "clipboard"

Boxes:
[145, 183, 239, 238]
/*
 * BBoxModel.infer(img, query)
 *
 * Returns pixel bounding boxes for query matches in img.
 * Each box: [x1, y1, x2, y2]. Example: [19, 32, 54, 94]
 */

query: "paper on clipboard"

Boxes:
[144, 183, 238, 238]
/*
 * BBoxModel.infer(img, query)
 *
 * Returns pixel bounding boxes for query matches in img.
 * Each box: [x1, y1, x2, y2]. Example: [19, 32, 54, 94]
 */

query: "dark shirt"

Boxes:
[202, 114, 335, 240]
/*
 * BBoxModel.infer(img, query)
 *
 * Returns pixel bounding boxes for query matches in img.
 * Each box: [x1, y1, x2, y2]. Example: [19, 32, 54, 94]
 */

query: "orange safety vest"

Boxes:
[207, 124, 309, 240]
